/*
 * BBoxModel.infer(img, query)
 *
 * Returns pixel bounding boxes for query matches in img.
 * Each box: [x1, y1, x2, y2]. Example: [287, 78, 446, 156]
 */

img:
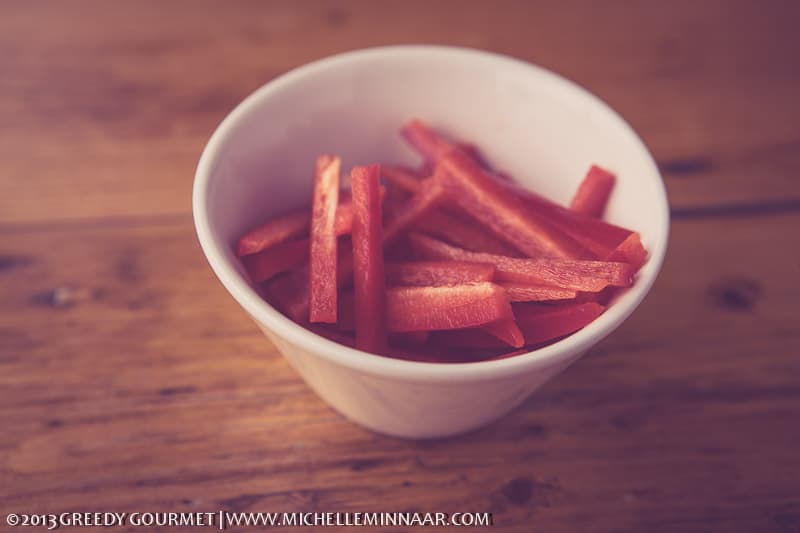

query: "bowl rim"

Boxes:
[192, 44, 670, 383]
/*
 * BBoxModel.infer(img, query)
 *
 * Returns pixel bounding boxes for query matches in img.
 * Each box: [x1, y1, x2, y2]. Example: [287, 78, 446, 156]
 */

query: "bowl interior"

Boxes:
[195, 46, 668, 376]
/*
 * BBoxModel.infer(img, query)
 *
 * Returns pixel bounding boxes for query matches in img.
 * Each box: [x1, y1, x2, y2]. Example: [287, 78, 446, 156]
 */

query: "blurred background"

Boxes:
[1, 1, 799, 531]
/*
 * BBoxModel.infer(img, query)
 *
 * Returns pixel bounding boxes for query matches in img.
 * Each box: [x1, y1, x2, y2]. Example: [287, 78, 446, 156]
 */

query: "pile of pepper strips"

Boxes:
[235, 120, 647, 362]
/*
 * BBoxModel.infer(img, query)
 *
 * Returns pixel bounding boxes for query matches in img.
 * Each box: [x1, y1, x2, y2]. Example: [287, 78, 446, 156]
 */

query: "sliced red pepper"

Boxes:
[383, 174, 446, 244]
[381, 189, 406, 224]
[415, 209, 522, 257]
[335, 236, 355, 288]
[385, 261, 495, 286]
[482, 319, 524, 348]
[497, 180, 647, 269]
[513, 302, 605, 344]
[266, 239, 354, 323]
[570, 165, 616, 218]
[456, 143, 520, 185]
[401, 119, 503, 179]
[574, 286, 618, 306]
[398, 124, 604, 259]
[335, 291, 356, 331]
[409, 233, 634, 292]
[338, 282, 512, 333]
[383, 235, 415, 261]
[431, 302, 604, 349]
[241, 238, 309, 282]
[275, 239, 356, 328]
[455, 142, 491, 171]
[381, 165, 424, 193]
[500, 282, 578, 302]
[236, 210, 308, 257]
[237, 194, 354, 257]
[400, 119, 453, 162]
[401, 120, 636, 262]
[540, 203, 646, 269]
[264, 268, 311, 322]
[381, 167, 522, 257]
[607, 232, 648, 270]
[309, 155, 340, 323]
[438, 149, 593, 259]
[400, 120, 497, 173]
[332, 193, 355, 235]
[386, 283, 512, 332]
[350, 164, 388, 353]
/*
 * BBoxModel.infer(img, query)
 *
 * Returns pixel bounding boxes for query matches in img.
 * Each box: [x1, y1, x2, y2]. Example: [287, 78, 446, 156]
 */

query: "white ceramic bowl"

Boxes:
[193, 46, 669, 439]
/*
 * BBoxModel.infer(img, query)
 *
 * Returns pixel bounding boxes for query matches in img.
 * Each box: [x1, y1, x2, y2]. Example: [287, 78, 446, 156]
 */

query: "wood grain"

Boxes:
[2, 0, 800, 224]
[1, 1, 799, 532]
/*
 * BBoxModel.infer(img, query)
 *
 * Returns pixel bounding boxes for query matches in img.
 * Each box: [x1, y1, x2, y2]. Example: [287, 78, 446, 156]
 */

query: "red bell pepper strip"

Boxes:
[400, 119, 453, 162]
[539, 202, 646, 269]
[455, 142, 490, 170]
[309, 155, 340, 323]
[409, 233, 634, 292]
[337, 282, 512, 333]
[236, 210, 308, 257]
[237, 194, 355, 256]
[267, 238, 358, 329]
[482, 319, 525, 348]
[350, 164, 388, 353]
[383, 234, 415, 261]
[382, 165, 521, 256]
[438, 149, 593, 259]
[385, 261, 496, 286]
[415, 209, 522, 257]
[608, 232, 648, 270]
[500, 283, 578, 302]
[381, 190, 406, 224]
[431, 302, 604, 349]
[400, 120, 516, 188]
[573, 286, 618, 306]
[383, 174, 446, 244]
[264, 268, 311, 322]
[400, 120, 499, 171]
[265, 238, 355, 323]
[386, 283, 513, 332]
[335, 291, 356, 331]
[332, 194, 355, 236]
[513, 302, 605, 344]
[241, 238, 310, 282]
[382, 165, 425, 193]
[399, 121, 603, 259]
[569, 165, 616, 218]
[496, 179, 647, 269]
[401, 120, 636, 258]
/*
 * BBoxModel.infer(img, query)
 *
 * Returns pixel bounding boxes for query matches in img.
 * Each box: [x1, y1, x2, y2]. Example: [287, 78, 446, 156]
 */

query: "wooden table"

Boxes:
[2, 2, 799, 531]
